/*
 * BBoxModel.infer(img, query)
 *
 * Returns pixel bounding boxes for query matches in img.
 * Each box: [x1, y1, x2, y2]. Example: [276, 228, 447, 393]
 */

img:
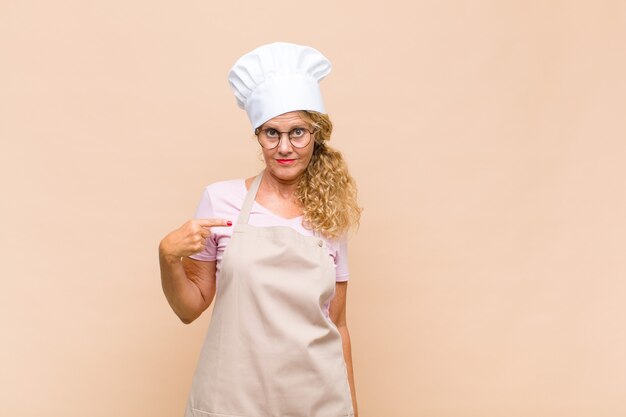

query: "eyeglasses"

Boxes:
[254, 127, 315, 149]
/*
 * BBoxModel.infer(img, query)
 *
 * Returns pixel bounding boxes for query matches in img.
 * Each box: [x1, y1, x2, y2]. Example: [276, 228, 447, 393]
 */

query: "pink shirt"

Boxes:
[189, 178, 350, 282]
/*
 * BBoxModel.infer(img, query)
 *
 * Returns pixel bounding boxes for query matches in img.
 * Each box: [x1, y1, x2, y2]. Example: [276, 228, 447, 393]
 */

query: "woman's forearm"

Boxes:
[159, 245, 204, 323]
[338, 324, 358, 417]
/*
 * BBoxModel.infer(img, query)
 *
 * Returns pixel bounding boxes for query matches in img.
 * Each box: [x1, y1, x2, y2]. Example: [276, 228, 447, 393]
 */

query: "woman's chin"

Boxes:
[267, 164, 305, 182]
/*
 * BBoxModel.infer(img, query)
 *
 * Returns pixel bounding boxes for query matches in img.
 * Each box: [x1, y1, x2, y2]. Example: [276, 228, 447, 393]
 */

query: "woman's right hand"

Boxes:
[159, 218, 232, 258]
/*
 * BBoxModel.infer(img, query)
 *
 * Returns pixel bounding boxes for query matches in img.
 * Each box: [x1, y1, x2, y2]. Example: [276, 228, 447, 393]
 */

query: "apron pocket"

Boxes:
[191, 408, 247, 417]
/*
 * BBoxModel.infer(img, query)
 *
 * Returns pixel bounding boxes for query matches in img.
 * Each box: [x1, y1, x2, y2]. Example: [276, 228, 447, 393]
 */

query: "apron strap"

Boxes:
[238, 170, 264, 225]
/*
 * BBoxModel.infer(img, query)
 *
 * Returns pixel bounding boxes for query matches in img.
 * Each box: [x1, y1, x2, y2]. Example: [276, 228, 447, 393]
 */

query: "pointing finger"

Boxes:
[196, 218, 233, 228]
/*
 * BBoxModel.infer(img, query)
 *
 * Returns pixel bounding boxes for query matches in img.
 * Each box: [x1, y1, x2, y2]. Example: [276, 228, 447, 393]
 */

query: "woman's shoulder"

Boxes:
[204, 177, 246, 196]
[198, 177, 247, 212]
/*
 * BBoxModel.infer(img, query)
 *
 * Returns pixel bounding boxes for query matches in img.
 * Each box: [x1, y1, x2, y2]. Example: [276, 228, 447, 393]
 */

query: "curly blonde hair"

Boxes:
[295, 110, 362, 239]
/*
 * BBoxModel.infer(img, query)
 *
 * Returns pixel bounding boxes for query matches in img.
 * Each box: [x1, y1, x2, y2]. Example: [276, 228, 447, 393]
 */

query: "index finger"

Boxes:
[196, 218, 233, 228]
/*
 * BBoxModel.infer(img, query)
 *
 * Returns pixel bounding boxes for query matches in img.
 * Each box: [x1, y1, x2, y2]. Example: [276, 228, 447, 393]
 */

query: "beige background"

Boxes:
[1, 1, 625, 416]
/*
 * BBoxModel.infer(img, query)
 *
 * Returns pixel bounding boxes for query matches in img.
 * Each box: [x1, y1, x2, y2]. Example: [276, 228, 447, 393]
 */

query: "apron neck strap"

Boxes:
[238, 170, 264, 225]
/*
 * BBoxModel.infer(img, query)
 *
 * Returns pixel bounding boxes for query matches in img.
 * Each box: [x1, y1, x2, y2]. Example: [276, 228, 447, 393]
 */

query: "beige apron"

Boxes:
[184, 171, 354, 417]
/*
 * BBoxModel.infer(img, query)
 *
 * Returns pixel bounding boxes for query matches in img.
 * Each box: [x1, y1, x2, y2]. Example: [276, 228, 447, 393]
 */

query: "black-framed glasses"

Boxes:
[254, 127, 315, 149]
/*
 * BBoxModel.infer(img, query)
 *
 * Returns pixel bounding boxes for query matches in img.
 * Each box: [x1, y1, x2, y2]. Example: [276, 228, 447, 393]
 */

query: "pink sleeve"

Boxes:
[188, 188, 218, 262]
[334, 234, 350, 282]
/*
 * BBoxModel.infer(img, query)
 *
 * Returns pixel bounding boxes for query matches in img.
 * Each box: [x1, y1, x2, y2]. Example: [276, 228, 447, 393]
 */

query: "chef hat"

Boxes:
[227, 41, 332, 130]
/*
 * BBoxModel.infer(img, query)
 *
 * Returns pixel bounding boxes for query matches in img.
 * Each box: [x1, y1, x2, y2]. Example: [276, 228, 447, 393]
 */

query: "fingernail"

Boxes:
[227, 221, 232, 226]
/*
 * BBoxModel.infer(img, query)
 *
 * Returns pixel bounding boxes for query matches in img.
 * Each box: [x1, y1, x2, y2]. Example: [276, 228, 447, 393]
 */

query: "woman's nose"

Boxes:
[277, 133, 293, 153]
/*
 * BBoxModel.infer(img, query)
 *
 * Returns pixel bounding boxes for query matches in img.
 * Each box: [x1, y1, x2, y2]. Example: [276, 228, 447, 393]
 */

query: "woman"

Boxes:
[159, 42, 361, 417]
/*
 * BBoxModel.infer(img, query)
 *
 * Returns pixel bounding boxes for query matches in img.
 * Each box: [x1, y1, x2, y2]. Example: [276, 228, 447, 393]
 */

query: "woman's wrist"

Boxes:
[159, 239, 182, 263]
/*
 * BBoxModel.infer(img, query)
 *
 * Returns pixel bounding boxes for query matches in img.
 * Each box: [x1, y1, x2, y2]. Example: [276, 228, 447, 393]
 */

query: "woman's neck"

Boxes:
[261, 171, 301, 201]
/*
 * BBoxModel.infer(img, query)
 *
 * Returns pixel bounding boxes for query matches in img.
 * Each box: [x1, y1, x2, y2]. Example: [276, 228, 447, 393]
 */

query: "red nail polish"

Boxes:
[227, 221, 232, 226]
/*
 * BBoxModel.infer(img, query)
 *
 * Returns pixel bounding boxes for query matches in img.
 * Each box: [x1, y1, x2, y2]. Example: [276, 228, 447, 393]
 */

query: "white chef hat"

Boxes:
[227, 42, 332, 130]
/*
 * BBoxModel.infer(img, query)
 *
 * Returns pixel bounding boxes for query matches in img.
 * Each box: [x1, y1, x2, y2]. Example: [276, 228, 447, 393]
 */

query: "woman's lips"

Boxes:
[276, 159, 296, 165]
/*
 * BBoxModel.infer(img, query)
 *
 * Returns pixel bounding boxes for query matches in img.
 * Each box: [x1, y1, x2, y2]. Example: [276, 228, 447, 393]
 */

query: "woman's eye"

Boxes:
[266, 128, 279, 137]
[291, 128, 304, 137]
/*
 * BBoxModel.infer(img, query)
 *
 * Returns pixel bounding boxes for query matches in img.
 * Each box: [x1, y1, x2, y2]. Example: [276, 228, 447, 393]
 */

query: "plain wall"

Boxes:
[1, 1, 625, 416]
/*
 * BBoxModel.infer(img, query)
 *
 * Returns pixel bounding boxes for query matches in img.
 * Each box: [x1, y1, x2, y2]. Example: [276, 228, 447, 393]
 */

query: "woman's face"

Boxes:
[258, 111, 315, 183]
